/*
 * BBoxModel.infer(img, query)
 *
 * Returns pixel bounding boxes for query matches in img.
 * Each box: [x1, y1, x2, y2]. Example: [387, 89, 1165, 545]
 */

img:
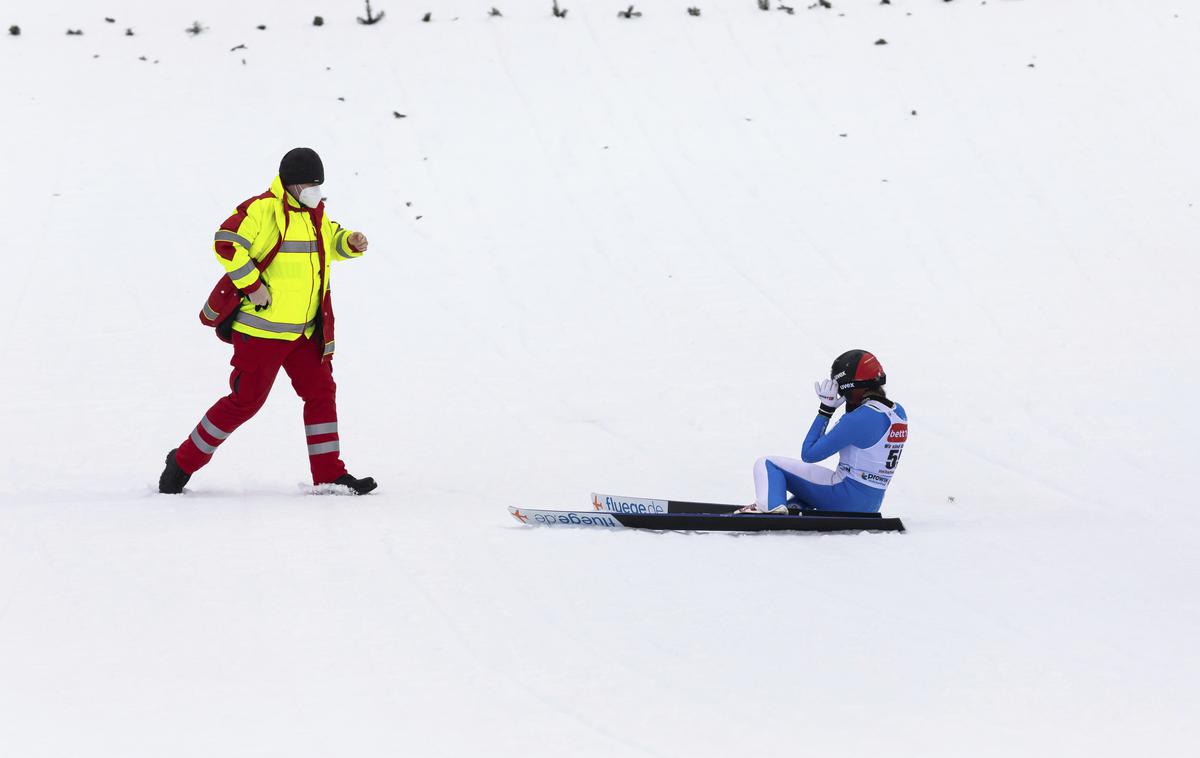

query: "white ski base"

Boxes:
[509, 507, 626, 529]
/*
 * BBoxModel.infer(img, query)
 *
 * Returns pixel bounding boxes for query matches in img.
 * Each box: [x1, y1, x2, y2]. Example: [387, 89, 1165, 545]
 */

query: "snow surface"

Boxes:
[2, 1, 1198, 755]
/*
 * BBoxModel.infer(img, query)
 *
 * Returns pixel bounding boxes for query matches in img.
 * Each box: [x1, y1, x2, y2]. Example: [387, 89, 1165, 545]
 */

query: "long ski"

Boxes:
[589, 492, 884, 519]
[509, 507, 905, 533]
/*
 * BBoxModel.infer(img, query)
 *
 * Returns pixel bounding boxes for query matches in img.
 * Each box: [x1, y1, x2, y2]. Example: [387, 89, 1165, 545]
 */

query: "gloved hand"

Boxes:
[348, 231, 369, 252]
[247, 284, 271, 310]
[814, 378, 845, 417]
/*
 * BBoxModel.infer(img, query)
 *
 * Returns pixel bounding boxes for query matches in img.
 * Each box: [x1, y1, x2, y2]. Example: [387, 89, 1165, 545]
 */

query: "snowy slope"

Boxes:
[1, 1, 1198, 756]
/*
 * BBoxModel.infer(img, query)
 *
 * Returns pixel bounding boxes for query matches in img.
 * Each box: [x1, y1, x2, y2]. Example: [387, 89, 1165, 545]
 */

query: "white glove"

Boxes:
[815, 378, 845, 410]
[247, 284, 271, 309]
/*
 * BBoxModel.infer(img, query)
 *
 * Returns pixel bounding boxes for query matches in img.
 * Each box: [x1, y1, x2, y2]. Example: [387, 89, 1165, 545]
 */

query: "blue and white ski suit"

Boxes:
[754, 399, 908, 512]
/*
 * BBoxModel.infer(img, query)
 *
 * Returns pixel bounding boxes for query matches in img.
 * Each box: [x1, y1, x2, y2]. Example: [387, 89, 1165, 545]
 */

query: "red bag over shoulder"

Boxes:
[198, 245, 281, 344]
[198, 276, 245, 344]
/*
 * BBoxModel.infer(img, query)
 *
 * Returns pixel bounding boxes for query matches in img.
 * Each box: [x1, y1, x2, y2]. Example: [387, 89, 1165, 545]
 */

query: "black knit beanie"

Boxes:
[279, 147, 324, 185]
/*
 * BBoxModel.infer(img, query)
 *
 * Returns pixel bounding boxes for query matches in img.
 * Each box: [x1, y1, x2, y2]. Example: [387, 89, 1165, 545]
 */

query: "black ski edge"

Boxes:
[612, 512, 905, 533]
[665, 500, 883, 519]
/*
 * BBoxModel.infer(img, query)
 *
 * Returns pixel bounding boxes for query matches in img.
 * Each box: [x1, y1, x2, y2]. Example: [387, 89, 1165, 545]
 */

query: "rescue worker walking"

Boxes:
[159, 147, 377, 495]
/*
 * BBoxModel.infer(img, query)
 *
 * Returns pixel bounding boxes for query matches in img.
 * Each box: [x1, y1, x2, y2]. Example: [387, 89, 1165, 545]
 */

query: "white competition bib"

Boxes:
[836, 400, 907, 490]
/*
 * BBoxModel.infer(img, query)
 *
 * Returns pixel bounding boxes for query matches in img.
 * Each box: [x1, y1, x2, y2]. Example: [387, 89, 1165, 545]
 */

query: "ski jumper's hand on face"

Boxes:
[815, 378, 845, 415]
[348, 231, 368, 252]
[247, 285, 271, 309]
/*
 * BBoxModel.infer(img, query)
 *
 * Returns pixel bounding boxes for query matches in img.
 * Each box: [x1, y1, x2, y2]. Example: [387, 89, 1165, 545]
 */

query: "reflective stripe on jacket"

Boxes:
[212, 176, 363, 349]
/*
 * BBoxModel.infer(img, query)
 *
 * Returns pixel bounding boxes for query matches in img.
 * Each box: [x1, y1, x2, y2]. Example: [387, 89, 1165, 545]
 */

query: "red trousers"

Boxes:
[176, 332, 348, 484]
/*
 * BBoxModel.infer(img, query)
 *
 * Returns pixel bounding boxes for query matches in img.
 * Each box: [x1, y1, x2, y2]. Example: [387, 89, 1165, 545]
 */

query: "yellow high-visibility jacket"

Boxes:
[212, 176, 363, 353]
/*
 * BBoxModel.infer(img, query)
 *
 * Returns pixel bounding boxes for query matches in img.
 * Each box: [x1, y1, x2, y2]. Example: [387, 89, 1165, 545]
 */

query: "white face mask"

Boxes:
[298, 185, 323, 209]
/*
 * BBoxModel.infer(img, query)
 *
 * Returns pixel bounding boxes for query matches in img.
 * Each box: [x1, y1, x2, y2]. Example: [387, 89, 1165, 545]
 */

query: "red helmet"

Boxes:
[831, 350, 886, 397]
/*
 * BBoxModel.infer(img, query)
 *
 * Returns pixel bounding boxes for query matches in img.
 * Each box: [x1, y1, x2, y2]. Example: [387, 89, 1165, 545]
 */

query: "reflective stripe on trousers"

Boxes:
[306, 421, 339, 457]
[189, 415, 232, 456]
[307, 440, 340, 456]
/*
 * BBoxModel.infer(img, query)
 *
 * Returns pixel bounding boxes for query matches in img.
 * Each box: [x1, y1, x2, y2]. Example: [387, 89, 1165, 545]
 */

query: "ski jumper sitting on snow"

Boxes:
[745, 350, 907, 514]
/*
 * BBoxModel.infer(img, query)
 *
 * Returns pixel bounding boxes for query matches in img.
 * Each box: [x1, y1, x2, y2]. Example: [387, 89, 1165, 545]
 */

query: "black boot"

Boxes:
[333, 473, 377, 495]
[158, 449, 192, 494]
